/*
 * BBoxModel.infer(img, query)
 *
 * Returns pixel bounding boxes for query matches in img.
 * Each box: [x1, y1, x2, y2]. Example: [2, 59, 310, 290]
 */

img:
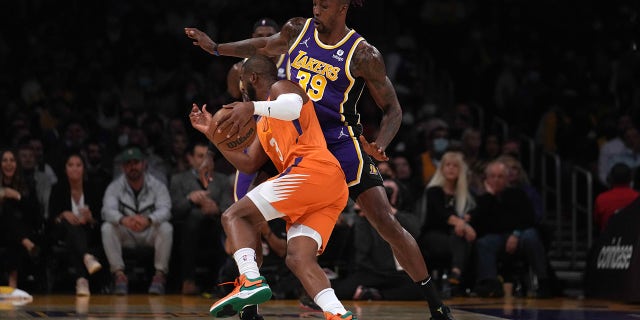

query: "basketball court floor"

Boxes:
[1, 295, 639, 319]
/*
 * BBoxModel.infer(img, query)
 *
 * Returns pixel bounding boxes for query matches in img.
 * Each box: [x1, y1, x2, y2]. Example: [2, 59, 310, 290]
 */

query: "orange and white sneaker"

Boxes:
[324, 311, 357, 320]
[209, 275, 272, 318]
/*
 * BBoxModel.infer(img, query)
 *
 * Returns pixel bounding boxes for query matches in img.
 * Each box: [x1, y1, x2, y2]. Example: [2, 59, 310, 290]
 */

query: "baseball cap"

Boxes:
[118, 146, 145, 162]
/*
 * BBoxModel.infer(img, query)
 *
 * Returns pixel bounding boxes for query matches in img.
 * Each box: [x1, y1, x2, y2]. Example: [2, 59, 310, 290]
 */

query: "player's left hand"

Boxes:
[184, 27, 217, 55]
[358, 135, 389, 161]
[189, 103, 213, 138]
[216, 102, 254, 138]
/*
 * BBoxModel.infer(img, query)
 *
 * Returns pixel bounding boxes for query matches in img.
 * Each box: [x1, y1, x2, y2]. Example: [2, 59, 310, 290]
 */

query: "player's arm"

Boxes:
[185, 17, 306, 58]
[217, 136, 269, 174]
[351, 42, 402, 161]
[216, 81, 307, 137]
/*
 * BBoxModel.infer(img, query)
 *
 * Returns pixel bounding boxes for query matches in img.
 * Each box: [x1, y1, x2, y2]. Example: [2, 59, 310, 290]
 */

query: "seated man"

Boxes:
[170, 140, 233, 295]
[469, 160, 551, 298]
[101, 146, 173, 295]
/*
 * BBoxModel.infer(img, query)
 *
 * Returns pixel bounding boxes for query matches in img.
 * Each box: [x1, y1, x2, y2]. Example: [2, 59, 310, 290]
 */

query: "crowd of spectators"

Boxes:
[1, 0, 639, 298]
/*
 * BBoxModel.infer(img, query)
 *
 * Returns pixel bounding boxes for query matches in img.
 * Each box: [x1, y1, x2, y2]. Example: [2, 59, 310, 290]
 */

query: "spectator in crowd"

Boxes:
[28, 135, 58, 186]
[597, 114, 634, 186]
[418, 119, 450, 185]
[101, 146, 173, 295]
[392, 154, 423, 209]
[470, 160, 551, 298]
[501, 137, 522, 160]
[333, 179, 423, 301]
[0, 149, 43, 288]
[417, 151, 476, 293]
[460, 128, 484, 195]
[499, 155, 543, 223]
[82, 139, 113, 195]
[48, 152, 103, 296]
[170, 141, 232, 295]
[17, 142, 52, 219]
[168, 132, 190, 175]
[594, 163, 639, 232]
[481, 132, 502, 162]
[606, 126, 640, 181]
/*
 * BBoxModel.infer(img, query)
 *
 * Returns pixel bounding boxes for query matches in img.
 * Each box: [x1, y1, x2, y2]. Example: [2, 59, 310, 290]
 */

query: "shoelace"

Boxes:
[217, 277, 243, 288]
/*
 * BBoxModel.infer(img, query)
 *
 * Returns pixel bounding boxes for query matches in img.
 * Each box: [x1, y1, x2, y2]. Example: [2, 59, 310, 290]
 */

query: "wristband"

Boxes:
[213, 43, 220, 56]
[512, 230, 521, 238]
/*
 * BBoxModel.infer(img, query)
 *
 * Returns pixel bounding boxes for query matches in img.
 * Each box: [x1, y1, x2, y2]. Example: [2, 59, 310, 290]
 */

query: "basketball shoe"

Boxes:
[430, 305, 455, 320]
[323, 311, 356, 320]
[209, 274, 272, 318]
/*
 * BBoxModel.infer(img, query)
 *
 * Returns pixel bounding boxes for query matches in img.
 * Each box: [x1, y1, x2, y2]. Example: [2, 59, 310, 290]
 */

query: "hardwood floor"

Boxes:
[1, 295, 639, 319]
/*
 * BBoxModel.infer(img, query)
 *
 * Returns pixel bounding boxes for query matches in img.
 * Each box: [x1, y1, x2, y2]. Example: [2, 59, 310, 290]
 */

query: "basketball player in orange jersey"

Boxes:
[185, 1, 454, 319]
[224, 18, 290, 320]
[190, 55, 355, 320]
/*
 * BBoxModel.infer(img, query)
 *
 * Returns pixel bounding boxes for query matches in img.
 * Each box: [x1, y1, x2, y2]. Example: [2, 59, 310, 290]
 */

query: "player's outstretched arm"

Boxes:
[351, 42, 402, 161]
[185, 17, 306, 58]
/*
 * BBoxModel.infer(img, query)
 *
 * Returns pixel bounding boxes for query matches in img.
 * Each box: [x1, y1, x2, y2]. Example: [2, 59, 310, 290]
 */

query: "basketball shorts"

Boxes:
[246, 159, 348, 254]
[328, 137, 384, 200]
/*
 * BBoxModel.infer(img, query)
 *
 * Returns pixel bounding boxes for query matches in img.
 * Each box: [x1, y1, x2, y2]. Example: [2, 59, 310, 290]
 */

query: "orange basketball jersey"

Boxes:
[256, 96, 342, 174]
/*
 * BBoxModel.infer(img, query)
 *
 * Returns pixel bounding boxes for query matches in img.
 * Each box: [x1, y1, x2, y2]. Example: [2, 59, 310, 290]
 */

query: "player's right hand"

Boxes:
[216, 101, 254, 138]
[184, 28, 216, 55]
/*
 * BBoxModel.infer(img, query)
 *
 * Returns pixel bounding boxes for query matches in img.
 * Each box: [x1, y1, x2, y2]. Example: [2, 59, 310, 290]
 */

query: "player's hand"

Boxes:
[216, 102, 254, 138]
[358, 135, 389, 161]
[184, 28, 217, 55]
[189, 103, 214, 137]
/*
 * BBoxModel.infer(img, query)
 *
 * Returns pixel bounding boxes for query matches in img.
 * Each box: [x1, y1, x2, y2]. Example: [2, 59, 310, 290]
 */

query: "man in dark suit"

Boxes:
[170, 141, 232, 294]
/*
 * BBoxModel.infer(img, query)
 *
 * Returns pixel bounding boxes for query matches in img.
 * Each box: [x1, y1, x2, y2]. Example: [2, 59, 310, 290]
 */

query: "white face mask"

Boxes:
[433, 138, 449, 153]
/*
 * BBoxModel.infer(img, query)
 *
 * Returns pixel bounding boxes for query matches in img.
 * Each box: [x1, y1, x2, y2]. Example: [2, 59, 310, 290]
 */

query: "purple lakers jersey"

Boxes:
[287, 18, 366, 145]
[287, 18, 367, 186]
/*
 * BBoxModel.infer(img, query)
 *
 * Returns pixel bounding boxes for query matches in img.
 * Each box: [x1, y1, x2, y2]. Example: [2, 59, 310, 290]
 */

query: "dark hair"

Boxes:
[252, 18, 279, 32]
[187, 139, 210, 156]
[608, 163, 632, 186]
[243, 55, 278, 81]
[340, 0, 365, 7]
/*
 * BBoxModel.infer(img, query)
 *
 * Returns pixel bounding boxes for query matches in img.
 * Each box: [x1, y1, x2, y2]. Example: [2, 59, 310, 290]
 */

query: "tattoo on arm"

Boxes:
[351, 42, 402, 149]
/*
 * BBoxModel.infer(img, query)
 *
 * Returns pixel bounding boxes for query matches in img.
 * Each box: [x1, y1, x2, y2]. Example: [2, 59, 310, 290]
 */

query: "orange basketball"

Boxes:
[210, 108, 257, 152]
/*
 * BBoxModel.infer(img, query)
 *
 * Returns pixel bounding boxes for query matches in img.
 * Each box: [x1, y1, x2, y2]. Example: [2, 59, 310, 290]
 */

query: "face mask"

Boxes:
[433, 138, 449, 153]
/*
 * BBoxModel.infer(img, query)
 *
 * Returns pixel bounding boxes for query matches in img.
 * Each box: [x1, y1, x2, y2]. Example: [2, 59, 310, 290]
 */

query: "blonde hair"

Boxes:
[428, 151, 475, 216]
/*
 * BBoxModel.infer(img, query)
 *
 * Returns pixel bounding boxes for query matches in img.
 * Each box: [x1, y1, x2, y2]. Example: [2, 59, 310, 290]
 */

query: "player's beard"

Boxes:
[246, 82, 258, 101]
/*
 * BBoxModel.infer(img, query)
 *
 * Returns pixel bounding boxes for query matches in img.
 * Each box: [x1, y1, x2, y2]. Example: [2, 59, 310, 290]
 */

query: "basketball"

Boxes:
[209, 108, 257, 152]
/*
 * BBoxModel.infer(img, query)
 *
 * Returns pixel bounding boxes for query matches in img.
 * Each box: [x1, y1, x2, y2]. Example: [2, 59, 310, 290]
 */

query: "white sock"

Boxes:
[314, 288, 347, 315]
[233, 248, 260, 279]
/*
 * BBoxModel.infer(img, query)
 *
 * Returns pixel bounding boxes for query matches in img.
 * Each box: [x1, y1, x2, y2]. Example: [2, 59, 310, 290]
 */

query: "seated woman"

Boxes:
[0, 149, 42, 289]
[417, 151, 476, 292]
[48, 152, 104, 296]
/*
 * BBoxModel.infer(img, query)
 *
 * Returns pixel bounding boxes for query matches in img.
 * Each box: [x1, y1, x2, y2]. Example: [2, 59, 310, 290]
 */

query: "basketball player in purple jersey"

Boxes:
[186, 1, 454, 319]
